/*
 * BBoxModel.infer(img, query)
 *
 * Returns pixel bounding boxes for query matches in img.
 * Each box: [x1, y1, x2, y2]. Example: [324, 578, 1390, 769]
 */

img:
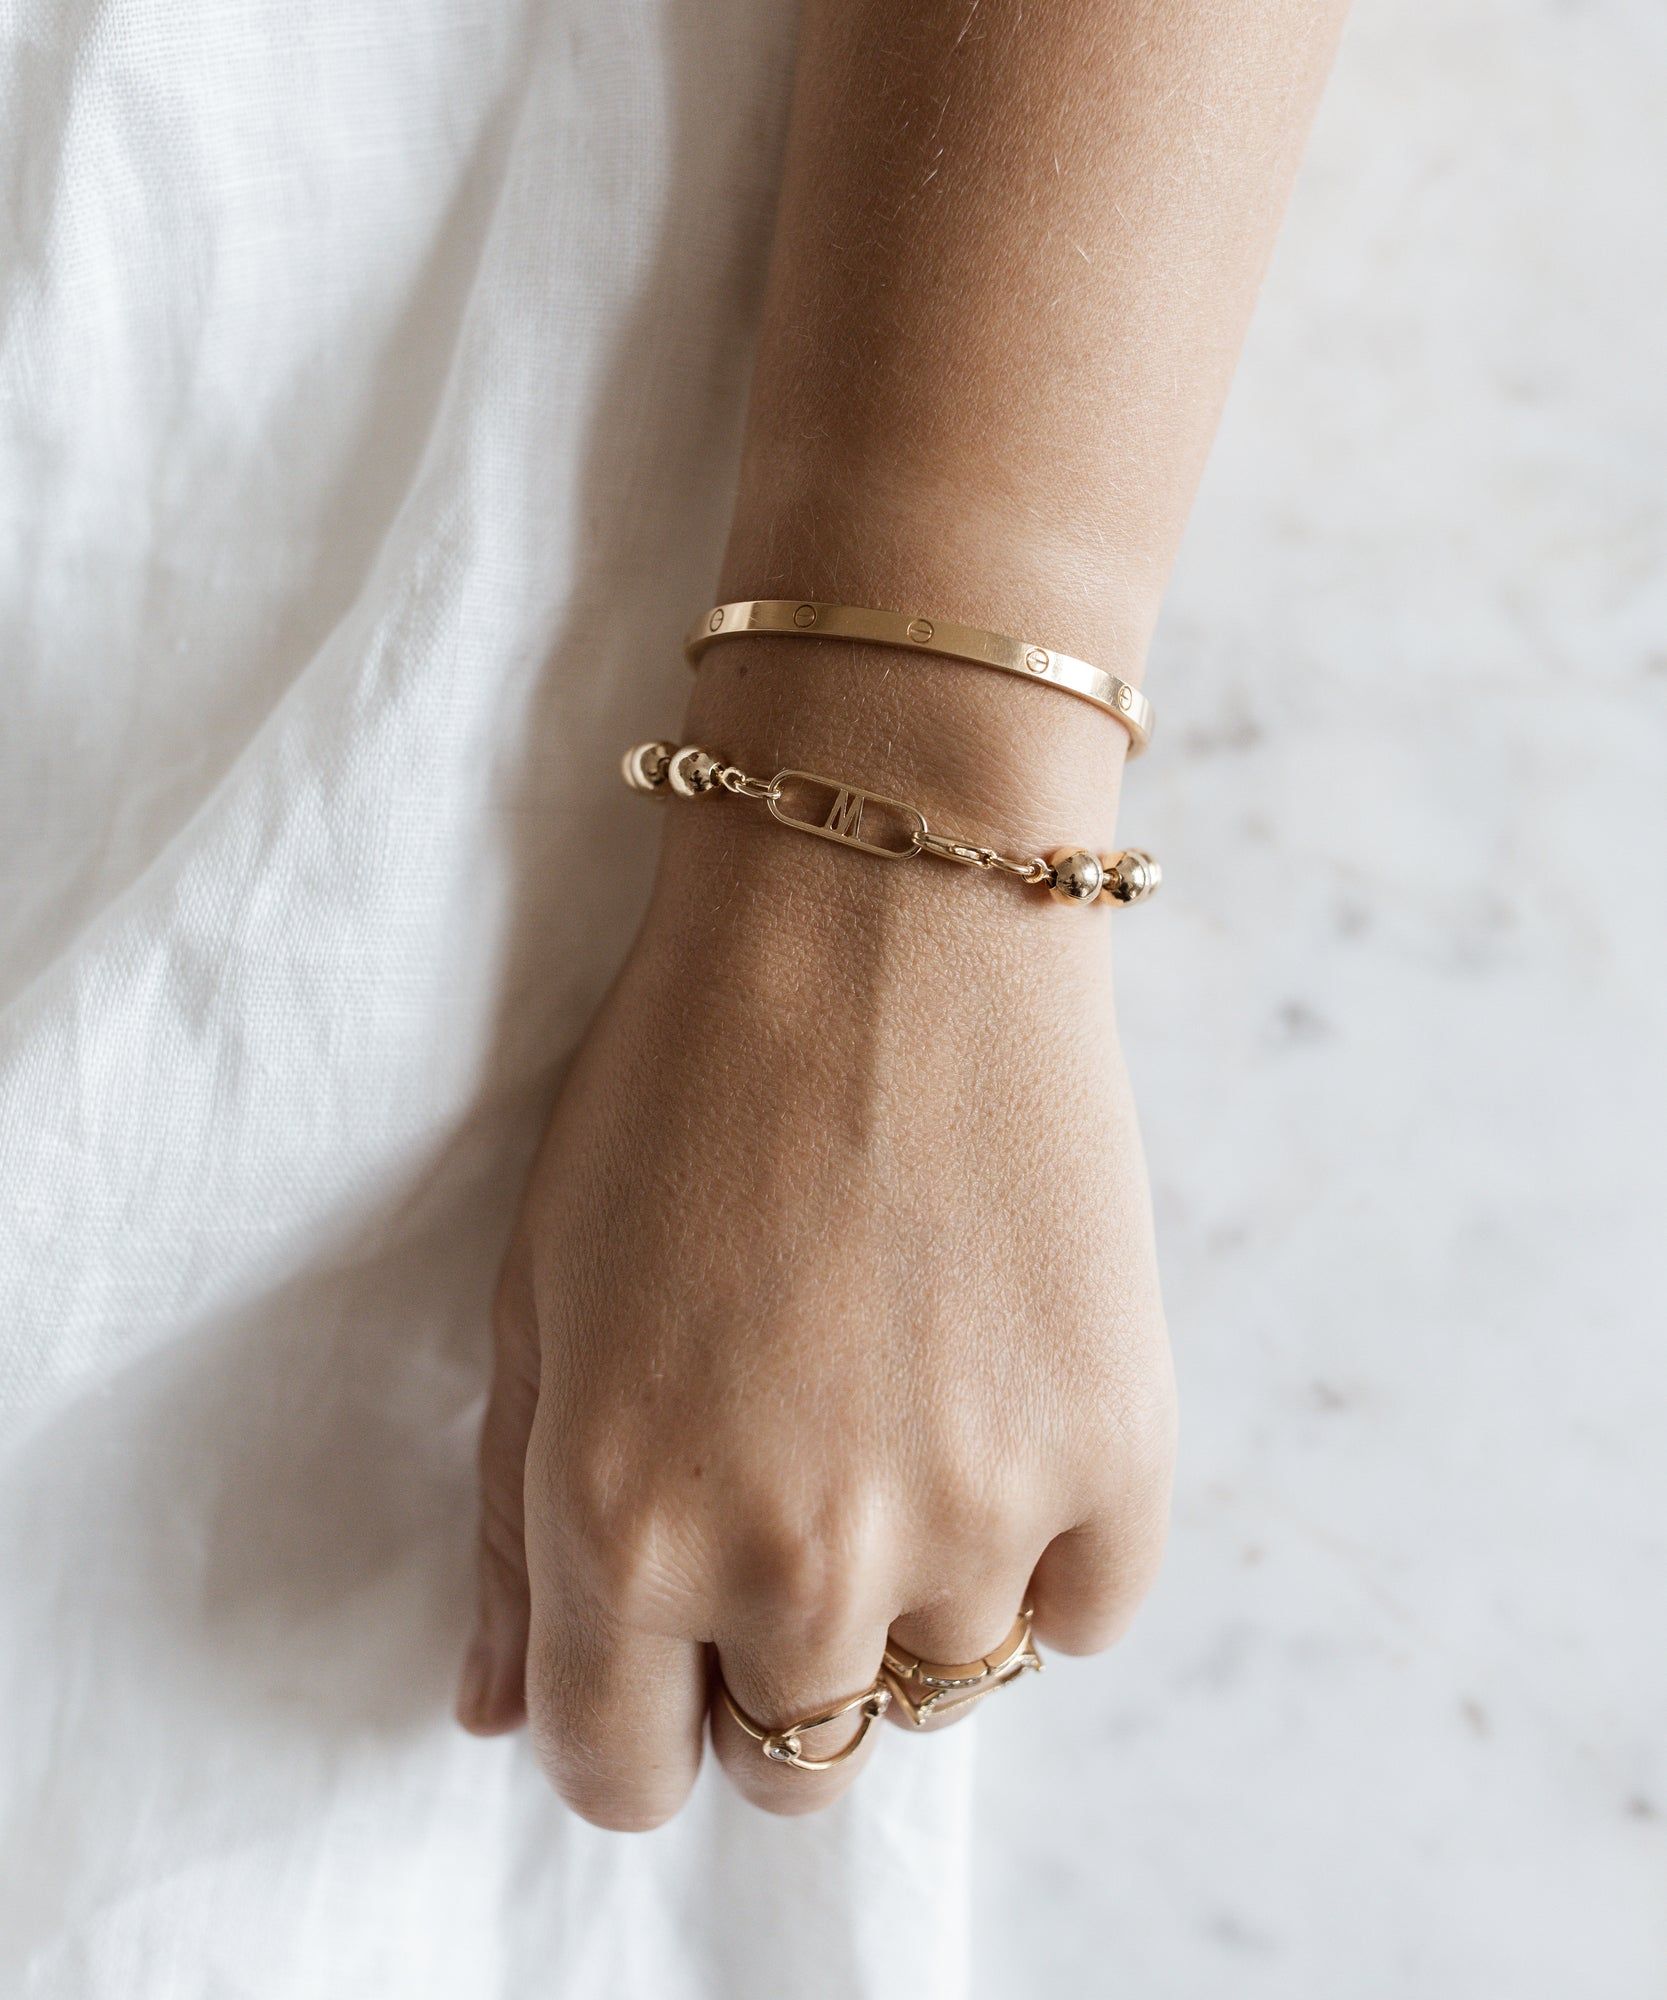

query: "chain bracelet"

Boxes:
[620, 741, 1161, 910]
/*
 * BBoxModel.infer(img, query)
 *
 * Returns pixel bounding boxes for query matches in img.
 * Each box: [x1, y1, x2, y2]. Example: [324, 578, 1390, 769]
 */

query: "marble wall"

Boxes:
[972, 3, 1666, 1991]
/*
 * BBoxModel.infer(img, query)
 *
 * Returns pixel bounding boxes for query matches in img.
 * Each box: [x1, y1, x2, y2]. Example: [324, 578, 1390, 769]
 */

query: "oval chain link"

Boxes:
[716, 763, 1050, 875]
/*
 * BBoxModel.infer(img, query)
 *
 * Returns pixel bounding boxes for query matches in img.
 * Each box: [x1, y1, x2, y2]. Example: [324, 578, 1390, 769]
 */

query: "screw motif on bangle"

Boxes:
[683, 600, 1155, 755]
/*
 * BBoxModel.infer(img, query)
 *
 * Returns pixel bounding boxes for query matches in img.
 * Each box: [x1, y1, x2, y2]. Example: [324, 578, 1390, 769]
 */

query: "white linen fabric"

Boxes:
[0, 2, 977, 1993]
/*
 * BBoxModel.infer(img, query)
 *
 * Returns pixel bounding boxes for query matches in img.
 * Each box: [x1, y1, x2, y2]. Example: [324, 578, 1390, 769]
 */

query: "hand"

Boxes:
[455, 658, 1176, 1826]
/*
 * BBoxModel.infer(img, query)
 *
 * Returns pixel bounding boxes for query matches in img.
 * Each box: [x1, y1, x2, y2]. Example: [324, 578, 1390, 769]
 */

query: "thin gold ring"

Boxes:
[881, 1607, 1043, 1728]
[685, 599, 1153, 755]
[718, 1678, 892, 1772]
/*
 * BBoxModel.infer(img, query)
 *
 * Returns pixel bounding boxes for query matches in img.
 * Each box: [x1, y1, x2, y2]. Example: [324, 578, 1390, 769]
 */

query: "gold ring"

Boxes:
[718, 1678, 891, 1772]
[881, 1607, 1043, 1728]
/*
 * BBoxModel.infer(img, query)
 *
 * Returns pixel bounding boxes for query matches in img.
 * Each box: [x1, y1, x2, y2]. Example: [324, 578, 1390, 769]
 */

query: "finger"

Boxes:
[712, 1619, 893, 1818]
[1027, 1508, 1168, 1657]
[524, 1578, 707, 1832]
[884, 1577, 1039, 1731]
[456, 1244, 541, 1735]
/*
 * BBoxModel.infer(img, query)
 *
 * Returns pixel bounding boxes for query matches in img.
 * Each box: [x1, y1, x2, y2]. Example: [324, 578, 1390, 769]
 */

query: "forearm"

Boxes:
[690, 0, 1345, 844]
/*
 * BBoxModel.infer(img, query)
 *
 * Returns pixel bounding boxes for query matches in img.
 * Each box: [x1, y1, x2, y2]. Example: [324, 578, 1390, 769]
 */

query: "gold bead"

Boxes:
[622, 740, 676, 792]
[1047, 848, 1105, 905]
[1100, 850, 1162, 904]
[666, 745, 720, 796]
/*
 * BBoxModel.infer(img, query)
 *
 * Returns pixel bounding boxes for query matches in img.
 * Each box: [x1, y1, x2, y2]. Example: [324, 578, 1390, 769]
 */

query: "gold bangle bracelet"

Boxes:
[622, 740, 1161, 910]
[683, 599, 1154, 756]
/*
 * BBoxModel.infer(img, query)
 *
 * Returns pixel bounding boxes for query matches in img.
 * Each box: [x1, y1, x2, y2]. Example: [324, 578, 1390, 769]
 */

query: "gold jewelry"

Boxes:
[622, 741, 1161, 910]
[882, 1608, 1043, 1728]
[719, 1678, 891, 1771]
[684, 600, 1154, 756]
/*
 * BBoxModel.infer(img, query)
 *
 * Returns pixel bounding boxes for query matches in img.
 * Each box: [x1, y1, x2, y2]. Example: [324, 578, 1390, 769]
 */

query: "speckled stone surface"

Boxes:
[969, 4, 1667, 1991]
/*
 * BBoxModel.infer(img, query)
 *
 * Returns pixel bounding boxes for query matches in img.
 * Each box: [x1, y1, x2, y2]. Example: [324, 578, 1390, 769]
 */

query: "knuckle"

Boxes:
[556, 1435, 645, 1554]
[1086, 1391, 1177, 1509]
[570, 1515, 666, 1616]
[939, 1470, 1023, 1550]
[735, 1510, 873, 1634]
[531, 1437, 693, 1624]
[746, 1523, 833, 1614]
[916, 1461, 1039, 1575]
[1084, 1446, 1174, 1567]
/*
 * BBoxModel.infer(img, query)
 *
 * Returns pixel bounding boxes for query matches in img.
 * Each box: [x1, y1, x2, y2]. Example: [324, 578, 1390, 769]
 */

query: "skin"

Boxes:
[457, 0, 1348, 1825]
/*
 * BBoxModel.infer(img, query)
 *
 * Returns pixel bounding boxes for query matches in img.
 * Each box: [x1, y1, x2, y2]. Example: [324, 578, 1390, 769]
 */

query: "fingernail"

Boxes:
[456, 1638, 492, 1730]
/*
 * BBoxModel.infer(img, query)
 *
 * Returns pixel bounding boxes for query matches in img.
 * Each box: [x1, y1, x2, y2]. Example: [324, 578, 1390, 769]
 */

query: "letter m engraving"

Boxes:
[823, 787, 865, 842]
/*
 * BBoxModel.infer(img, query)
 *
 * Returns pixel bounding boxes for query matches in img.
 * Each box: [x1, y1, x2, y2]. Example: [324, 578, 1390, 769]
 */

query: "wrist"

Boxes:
[635, 724, 1130, 1047]
[679, 635, 1131, 860]
[640, 792, 1116, 1046]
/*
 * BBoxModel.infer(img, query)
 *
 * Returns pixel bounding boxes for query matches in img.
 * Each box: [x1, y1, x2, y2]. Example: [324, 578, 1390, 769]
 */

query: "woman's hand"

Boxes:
[451, 0, 1349, 1820]
[456, 661, 1175, 1826]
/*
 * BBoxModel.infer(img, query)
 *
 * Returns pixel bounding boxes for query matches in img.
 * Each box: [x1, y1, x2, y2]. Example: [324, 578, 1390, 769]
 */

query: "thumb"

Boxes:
[456, 1239, 541, 1735]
